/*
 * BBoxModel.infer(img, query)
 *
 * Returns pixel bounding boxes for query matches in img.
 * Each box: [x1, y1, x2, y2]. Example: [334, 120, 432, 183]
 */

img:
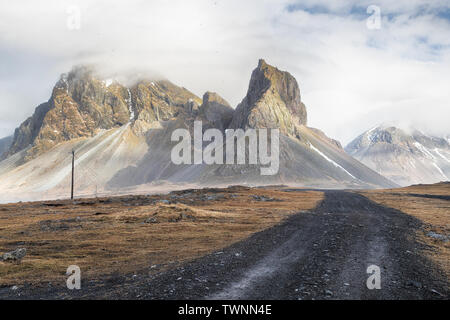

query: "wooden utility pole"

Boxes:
[71, 150, 75, 200]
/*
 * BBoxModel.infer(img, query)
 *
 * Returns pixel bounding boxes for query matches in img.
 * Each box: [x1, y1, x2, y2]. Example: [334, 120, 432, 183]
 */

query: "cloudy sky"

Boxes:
[0, 0, 449, 144]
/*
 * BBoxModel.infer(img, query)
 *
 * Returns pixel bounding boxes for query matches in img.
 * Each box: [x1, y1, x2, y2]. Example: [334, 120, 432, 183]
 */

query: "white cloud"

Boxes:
[0, 0, 449, 144]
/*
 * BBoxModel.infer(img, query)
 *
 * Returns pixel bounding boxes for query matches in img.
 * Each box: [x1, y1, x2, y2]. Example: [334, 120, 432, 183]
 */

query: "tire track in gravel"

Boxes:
[139, 191, 448, 300]
[209, 191, 394, 300]
[179, 191, 447, 300]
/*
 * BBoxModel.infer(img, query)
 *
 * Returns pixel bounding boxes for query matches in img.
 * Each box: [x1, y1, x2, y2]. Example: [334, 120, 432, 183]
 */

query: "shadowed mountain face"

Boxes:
[346, 126, 450, 186]
[0, 135, 12, 158]
[197, 91, 234, 131]
[0, 60, 396, 202]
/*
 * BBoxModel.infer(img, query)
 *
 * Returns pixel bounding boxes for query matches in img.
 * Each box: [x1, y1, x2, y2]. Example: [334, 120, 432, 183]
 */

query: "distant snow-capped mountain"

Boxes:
[345, 125, 450, 186]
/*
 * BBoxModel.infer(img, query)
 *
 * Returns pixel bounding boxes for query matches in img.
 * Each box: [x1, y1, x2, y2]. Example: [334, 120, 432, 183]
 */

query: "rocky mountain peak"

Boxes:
[346, 126, 450, 155]
[2, 66, 202, 161]
[229, 59, 307, 135]
[197, 92, 234, 130]
[345, 125, 450, 186]
[255, 59, 304, 117]
[347, 126, 410, 152]
[202, 91, 228, 106]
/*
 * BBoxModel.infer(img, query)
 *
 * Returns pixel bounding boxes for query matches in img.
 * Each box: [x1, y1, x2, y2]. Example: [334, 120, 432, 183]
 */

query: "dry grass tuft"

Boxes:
[360, 182, 450, 279]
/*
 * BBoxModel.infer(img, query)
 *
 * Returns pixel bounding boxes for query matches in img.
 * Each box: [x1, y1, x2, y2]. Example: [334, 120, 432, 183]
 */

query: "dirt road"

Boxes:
[2, 191, 448, 299]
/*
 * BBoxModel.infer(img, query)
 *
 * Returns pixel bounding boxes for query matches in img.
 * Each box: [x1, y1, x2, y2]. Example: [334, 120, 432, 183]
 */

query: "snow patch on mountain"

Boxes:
[414, 142, 435, 159]
[126, 88, 135, 121]
[104, 79, 114, 87]
[434, 148, 450, 163]
[366, 126, 377, 143]
[310, 143, 356, 179]
[432, 163, 448, 180]
[346, 125, 450, 186]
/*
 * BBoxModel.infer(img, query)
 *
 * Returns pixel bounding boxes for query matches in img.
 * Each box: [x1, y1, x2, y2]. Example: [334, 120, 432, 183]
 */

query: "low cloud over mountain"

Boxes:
[0, 60, 395, 202]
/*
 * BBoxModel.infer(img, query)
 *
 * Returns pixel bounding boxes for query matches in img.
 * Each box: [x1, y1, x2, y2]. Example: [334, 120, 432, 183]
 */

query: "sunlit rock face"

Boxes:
[230, 59, 307, 136]
[3, 66, 202, 161]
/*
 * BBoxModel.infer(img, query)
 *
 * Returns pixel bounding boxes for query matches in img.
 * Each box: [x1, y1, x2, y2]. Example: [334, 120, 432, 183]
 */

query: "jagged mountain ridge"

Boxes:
[0, 60, 396, 202]
[2, 66, 202, 162]
[230, 59, 307, 135]
[345, 125, 450, 186]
